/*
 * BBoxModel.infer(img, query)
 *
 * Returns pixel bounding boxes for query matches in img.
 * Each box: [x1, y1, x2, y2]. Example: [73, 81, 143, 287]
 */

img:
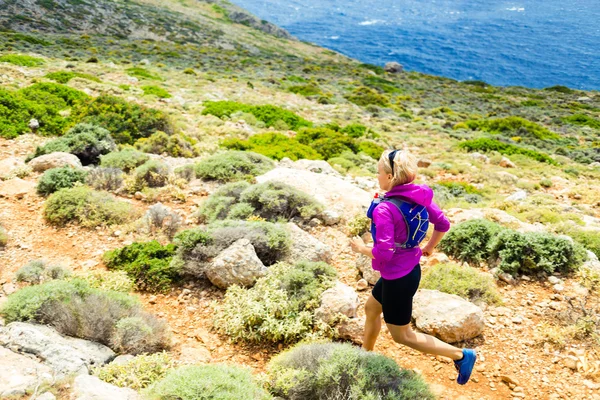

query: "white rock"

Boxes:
[356, 279, 369, 291]
[0, 322, 115, 378]
[321, 209, 341, 225]
[356, 254, 381, 285]
[506, 190, 527, 202]
[315, 281, 359, 325]
[499, 157, 516, 168]
[337, 316, 365, 345]
[283, 223, 331, 264]
[469, 152, 489, 164]
[71, 374, 139, 400]
[548, 276, 562, 285]
[205, 239, 267, 289]
[412, 289, 485, 343]
[28, 152, 82, 172]
[384, 62, 403, 73]
[0, 347, 53, 397]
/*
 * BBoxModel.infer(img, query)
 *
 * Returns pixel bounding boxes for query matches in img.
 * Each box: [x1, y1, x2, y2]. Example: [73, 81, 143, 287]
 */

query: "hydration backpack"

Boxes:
[366, 194, 429, 249]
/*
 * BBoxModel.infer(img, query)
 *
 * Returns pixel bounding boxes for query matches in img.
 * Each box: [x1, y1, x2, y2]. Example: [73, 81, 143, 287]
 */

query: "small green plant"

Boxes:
[143, 365, 272, 400]
[126, 67, 163, 81]
[103, 241, 178, 293]
[439, 219, 504, 266]
[126, 159, 170, 193]
[15, 260, 70, 284]
[458, 138, 556, 164]
[540, 178, 553, 188]
[462, 117, 560, 140]
[141, 85, 172, 98]
[45, 71, 101, 83]
[347, 212, 371, 237]
[194, 150, 274, 182]
[267, 342, 434, 400]
[345, 86, 391, 107]
[134, 131, 198, 157]
[36, 167, 87, 196]
[421, 263, 502, 304]
[43, 186, 134, 227]
[0, 54, 45, 67]
[202, 101, 312, 130]
[288, 84, 321, 96]
[100, 149, 150, 172]
[214, 261, 337, 343]
[94, 352, 173, 390]
[71, 270, 135, 292]
[554, 224, 600, 259]
[222, 133, 322, 161]
[562, 114, 600, 130]
[86, 167, 124, 192]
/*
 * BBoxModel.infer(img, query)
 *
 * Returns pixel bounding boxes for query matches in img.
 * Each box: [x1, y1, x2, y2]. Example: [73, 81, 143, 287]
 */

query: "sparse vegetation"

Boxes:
[202, 101, 312, 130]
[100, 149, 150, 172]
[95, 352, 174, 390]
[36, 166, 87, 196]
[194, 150, 274, 182]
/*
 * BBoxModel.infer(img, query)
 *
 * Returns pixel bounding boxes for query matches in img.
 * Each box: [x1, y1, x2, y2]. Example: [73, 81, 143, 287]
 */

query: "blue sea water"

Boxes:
[230, 0, 600, 90]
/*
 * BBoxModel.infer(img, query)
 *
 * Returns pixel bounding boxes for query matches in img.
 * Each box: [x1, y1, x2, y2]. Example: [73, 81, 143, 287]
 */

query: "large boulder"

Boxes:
[0, 346, 53, 397]
[412, 290, 484, 343]
[205, 239, 267, 289]
[256, 167, 371, 219]
[384, 62, 403, 73]
[0, 322, 115, 378]
[356, 254, 381, 285]
[0, 178, 36, 199]
[282, 222, 331, 264]
[315, 282, 359, 324]
[71, 374, 139, 400]
[28, 152, 82, 172]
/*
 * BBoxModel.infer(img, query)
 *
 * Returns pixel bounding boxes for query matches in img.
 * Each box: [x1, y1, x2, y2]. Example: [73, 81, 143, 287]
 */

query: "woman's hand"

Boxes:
[421, 244, 434, 257]
[350, 236, 366, 253]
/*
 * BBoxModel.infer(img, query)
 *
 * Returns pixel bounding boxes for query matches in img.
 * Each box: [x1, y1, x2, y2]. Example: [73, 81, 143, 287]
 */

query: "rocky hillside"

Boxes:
[1, 0, 600, 399]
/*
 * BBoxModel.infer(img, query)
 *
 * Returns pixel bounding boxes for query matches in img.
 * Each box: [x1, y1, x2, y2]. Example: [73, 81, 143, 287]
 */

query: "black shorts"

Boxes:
[372, 265, 421, 326]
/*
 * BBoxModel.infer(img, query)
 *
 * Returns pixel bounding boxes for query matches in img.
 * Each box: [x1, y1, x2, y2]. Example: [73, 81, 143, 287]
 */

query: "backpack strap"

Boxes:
[381, 196, 430, 249]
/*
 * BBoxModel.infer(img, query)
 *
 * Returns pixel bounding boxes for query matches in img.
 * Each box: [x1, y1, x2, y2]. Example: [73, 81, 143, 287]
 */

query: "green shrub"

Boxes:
[214, 261, 337, 343]
[73, 95, 173, 145]
[489, 230, 587, 275]
[222, 133, 322, 161]
[71, 270, 134, 292]
[103, 241, 178, 293]
[540, 178, 553, 188]
[126, 67, 163, 81]
[357, 141, 385, 159]
[43, 186, 134, 227]
[296, 127, 358, 159]
[201, 101, 312, 130]
[553, 225, 600, 259]
[20, 82, 89, 107]
[462, 117, 560, 140]
[347, 212, 371, 237]
[545, 85, 575, 94]
[0, 54, 44, 67]
[127, 160, 170, 192]
[141, 85, 172, 99]
[421, 263, 502, 304]
[134, 131, 197, 157]
[144, 365, 272, 400]
[345, 86, 390, 107]
[439, 219, 504, 266]
[458, 138, 556, 164]
[36, 167, 87, 196]
[15, 260, 71, 284]
[562, 114, 600, 130]
[267, 342, 434, 400]
[340, 123, 368, 138]
[195, 181, 250, 222]
[86, 167, 124, 192]
[94, 352, 173, 390]
[0, 280, 170, 355]
[288, 84, 321, 96]
[194, 151, 274, 182]
[100, 149, 150, 172]
[30, 123, 116, 165]
[45, 71, 101, 83]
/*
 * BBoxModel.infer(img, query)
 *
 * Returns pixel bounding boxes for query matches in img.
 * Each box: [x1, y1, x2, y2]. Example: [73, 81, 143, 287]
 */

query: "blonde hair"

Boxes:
[379, 149, 418, 186]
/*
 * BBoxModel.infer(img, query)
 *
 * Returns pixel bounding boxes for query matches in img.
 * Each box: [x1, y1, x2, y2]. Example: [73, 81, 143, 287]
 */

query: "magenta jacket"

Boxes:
[371, 183, 450, 280]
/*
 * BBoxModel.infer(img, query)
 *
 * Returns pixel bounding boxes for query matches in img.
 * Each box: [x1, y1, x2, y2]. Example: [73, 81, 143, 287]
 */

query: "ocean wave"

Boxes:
[506, 7, 525, 12]
[359, 19, 385, 26]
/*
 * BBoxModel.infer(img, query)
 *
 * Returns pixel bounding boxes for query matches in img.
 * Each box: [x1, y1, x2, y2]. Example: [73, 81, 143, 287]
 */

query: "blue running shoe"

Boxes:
[454, 349, 477, 385]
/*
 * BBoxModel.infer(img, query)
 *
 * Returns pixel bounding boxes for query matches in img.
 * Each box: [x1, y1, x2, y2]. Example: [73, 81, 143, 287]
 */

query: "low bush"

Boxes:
[562, 114, 600, 130]
[141, 85, 171, 99]
[15, 260, 71, 284]
[267, 342, 434, 400]
[0, 54, 45, 66]
[144, 365, 272, 400]
[213, 261, 337, 343]
[94, 352, 173, 390]
[72, 95, 173, 145]
[439, 219, 504, 266]
[103, 241, 178, 293]
[462, 117, 560, 140]
[174, 164, 195, 182]
[30, 123, 116, 165]
[554, 225, 600, 259]
[489, 230, 587, 275]
[86, 167, 124, 192]
[134, 131, 198, 158]
[345, 86, 391, 107]
[421, 263, 502, 304]
[458, 138, 556, 164]
[197, 181, 324, 224]
[201, 101, 312, 130]
[222, 133, 322, 161]
[0, 280, 170, 354]
[194, 150, 274, 182]
[71, 270, 134, 292]
[43, 186, 134, 227]
[126, 67, 163, 81]
[144, 203, 182, 240]
[328, 151, 377, 175]
[296, 127, 358, 159]
[36, 166, 87, 196]
[347, 212, 371, 237]
[100, 149, 150, 172]
[126, 160, 170, 193]
[45, 71, 101, 83]
[357, 140, 385, 159]
[20, 82, 89, 108]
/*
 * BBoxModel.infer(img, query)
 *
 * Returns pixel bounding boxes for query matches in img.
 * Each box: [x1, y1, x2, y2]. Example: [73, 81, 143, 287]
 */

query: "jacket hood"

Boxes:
[384, 183, 433, 207]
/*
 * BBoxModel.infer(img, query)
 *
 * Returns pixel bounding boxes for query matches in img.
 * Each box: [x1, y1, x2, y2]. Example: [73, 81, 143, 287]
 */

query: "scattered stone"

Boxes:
[283, 223, 331, 264]
[384, 62, 403, 73]
[321, 209, 341, 225]
[412, 290, 485, 342]
[356, 279, 369, 291]
[548, 276, 562, 285]
[500, 375, 519, 386]
[204, 239, 267, 289]
[498, 272, 516, 285]
[315, 281, 359, 324]
[469, 152, 490, 163]
[28, 118, 39, 131]
[506, 190, 527, 202]
[356, 254, 381, 285]
[563, 355, 579, 370]
[179, 345, 212, 364]
[553, 284, 564, 293]
[417, 159, 432, 168]
[28, 152, 82, 172]
[0, 178, 36, 199]
[499, 157, 516, 168]
[424, 252, 450, 266]
[0, 347, 53, 397]
[71, 374, 139, 400]
[2, 282, 17, 295]
[337, 316, 364, 345]
[0, 322, 115, 378]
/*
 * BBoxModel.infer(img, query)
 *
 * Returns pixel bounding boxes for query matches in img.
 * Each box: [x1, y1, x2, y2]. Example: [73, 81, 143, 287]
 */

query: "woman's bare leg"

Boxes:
[362, 295, 382, 351]
[386, 323, 463, 360]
